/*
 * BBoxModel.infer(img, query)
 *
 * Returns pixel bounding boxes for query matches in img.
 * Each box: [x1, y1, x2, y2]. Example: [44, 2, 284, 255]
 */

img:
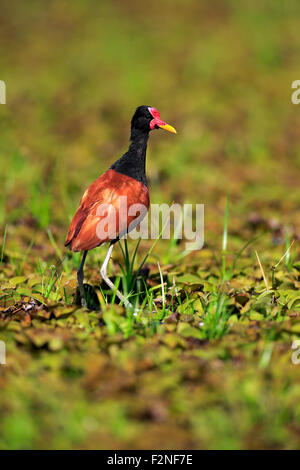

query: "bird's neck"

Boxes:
[128, 128, 149, 161]
[110, 128, 149, 187]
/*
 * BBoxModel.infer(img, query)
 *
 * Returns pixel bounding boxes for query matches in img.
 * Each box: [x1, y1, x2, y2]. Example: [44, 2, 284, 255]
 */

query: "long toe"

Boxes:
[124, 300, 133, 309]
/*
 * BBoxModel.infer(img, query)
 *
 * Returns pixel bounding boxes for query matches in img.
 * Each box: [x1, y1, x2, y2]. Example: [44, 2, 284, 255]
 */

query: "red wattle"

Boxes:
[148, 107, 166, 130]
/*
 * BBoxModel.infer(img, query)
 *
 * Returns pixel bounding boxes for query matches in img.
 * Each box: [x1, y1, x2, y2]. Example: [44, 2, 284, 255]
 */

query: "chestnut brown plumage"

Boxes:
[65, 105, 176, 308]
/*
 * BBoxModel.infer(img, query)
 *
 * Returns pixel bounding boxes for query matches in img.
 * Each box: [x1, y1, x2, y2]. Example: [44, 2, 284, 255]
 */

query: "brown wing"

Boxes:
[65, 169, 149, 252]
[65, 170, 117, 246]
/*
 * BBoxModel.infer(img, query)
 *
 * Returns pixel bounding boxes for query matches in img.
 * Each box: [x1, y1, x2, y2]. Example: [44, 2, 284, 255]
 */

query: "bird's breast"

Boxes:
[65, 169, 150, 252]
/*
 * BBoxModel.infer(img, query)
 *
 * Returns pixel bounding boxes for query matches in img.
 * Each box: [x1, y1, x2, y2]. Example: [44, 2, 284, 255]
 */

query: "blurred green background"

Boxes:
[0, 0, 300, 450]
[1, 0, 300, 234]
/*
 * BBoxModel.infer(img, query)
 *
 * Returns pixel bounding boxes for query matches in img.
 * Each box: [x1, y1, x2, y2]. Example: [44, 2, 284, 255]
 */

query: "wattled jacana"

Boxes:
[65, 105, 176, 308]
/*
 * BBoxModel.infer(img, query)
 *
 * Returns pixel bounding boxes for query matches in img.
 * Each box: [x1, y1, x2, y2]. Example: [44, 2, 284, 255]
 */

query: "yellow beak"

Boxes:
[158, 123, 177, 134]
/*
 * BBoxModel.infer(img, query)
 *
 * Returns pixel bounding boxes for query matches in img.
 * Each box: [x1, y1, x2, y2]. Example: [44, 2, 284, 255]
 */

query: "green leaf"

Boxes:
[9, 276, 28, 286]
[250, 312, 264, 321]
[180, 326, 203, 339]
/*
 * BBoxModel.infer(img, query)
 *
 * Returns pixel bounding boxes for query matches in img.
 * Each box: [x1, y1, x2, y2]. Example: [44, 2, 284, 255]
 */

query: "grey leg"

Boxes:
[77, 251, 88, 308]
[100, 243, 132, 308]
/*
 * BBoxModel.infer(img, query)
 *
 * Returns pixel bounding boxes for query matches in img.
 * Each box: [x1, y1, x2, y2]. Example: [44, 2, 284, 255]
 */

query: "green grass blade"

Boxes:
[0, 224, 7, 268]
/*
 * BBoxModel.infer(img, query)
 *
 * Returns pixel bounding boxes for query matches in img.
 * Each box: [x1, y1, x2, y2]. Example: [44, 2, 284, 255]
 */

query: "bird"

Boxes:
[65, 105, 176, 308]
